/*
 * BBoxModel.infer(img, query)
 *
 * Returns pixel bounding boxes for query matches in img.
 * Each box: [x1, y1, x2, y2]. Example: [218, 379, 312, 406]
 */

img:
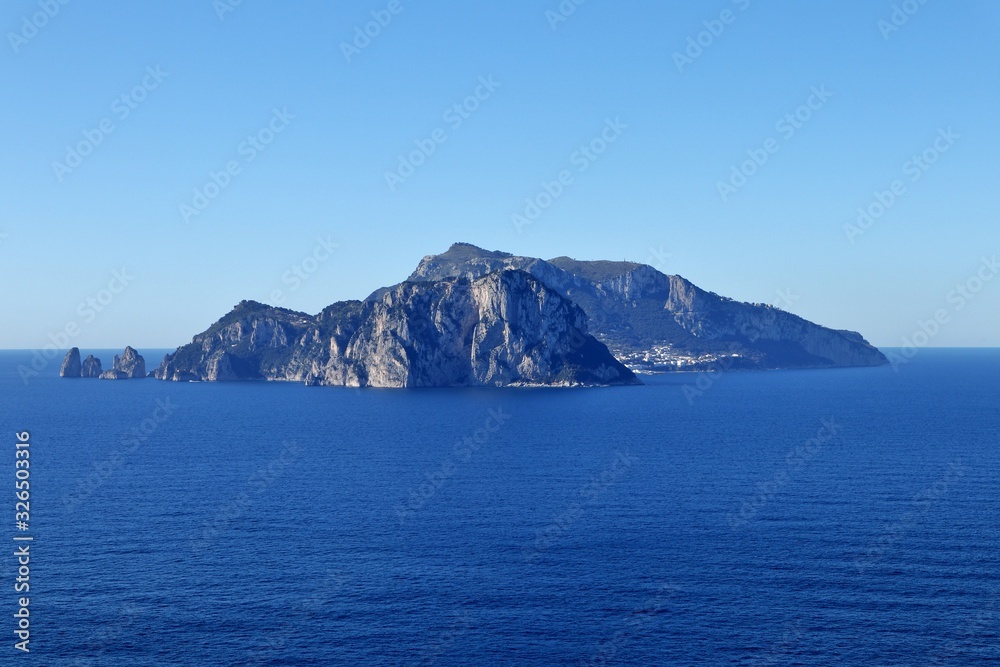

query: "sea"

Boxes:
[1, 348, 998, 666]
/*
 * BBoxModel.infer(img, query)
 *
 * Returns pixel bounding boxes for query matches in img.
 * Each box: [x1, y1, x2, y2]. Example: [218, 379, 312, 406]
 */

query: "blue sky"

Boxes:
[1, 0, 997, 349]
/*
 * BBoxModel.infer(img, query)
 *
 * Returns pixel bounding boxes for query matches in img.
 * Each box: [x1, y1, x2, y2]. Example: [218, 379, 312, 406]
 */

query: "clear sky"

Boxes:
[2, 0, 998, 349]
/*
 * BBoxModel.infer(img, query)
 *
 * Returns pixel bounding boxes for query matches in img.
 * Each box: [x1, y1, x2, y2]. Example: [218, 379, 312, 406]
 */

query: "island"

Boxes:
[61, 243, 887, 388]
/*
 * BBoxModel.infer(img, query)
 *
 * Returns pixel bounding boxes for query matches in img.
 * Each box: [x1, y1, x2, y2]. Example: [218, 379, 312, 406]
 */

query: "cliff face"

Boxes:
[156, 270, 637, 388]
[407, 243, 887, 370]
[60, 348, 82, 377]
[81, 355, 103, 378]
[156, 303, 313, 383]
[100, 347, 146, 379]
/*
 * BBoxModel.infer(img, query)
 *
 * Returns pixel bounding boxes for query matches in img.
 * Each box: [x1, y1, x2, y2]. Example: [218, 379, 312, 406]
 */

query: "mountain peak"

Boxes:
[439, 242, 512, 260]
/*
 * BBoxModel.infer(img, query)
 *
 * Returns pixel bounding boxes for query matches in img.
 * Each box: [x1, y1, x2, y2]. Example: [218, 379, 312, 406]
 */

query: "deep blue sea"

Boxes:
[1, 348, 998, 665]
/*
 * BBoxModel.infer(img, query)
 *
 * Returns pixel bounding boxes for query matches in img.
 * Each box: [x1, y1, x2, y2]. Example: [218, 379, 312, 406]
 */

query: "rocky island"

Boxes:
[81, 354, 103, 378]
[60, 346, 147, 379]
[100, 346, 147, 379]
[62, 243, 887, 388]
[59, 347, 82, 378]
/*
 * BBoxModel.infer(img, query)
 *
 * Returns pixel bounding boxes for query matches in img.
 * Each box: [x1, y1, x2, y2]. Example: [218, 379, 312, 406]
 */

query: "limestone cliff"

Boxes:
[60, 348, 82, 377]
[81, 355, 103, 378]
[156, 270, 637, 388]
[100, 347, 147, 379]
[407, 243, 887, 370]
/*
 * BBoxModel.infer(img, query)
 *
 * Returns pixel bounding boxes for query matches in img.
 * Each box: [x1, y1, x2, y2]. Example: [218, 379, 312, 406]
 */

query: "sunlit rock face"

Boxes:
[60, 348, 82, 378]
[409, 243, 887, 371]
[81, 355, 103, 378]
[100, 347, 146, 380]
[155, 269, 637, 388]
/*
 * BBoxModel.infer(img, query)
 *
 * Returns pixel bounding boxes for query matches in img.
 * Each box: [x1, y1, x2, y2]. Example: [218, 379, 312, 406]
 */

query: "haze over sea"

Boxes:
[3, 348, 998, 665]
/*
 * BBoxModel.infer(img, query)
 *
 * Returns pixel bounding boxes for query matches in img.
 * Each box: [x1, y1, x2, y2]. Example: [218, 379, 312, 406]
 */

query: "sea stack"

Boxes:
[81, 355, 103, 378]
[99, 347, 147, 379]
[59, 348, 82, 377]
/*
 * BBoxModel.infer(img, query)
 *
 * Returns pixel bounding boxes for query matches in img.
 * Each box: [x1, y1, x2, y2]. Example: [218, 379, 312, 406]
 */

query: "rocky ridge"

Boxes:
[404, 243, 887, 371]
[155, 269, 637, 388]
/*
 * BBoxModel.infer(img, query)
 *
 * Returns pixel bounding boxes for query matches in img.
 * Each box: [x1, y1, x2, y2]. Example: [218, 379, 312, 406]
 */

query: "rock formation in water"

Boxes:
[60, 348, 82, 377]
[100, 346, 147, 379]
[81, 355, 103, 378]
[156, 269, 638, 387]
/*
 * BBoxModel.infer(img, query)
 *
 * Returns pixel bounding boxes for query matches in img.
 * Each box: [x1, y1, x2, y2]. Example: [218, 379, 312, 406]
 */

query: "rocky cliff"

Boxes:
[60, 348, 82, 377]
[81, 355, 103, 378]
[100, 347, 147, 379]
[406, 243, 887, 370]
[156, 270, 637, 388]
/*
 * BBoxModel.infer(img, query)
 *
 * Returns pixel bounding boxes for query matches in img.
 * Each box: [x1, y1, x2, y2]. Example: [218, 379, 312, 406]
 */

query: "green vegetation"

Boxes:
[547, 256, 643, 282]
